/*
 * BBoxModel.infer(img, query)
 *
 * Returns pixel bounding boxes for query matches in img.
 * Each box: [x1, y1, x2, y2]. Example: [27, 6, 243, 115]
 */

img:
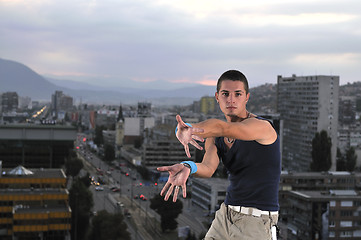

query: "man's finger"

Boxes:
[184, 145, 191, 158]
[164, 185, 174, 201]
[190, 140, 203, 151]
[192, 135, 204, 143]
[157, 166, 170, 172]
[182, 185, 187, 198]
[191, 127, 204, 134]
[176, 115, 185, 125]
[160, 182, 171, 196]
[173, 187, 179, 202]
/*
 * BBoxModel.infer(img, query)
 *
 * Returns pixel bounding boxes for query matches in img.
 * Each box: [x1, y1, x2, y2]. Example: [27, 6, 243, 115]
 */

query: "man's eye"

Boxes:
[235, 93, 241, 97]
[222, 93, 229, 97]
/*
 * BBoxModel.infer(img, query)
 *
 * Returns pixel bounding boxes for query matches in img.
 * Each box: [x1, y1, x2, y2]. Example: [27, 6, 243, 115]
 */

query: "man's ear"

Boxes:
[215, 92, 219, 103]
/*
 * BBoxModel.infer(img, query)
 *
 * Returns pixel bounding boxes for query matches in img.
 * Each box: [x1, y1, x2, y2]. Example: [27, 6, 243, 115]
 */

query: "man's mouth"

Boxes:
[226, 106, 237, 109]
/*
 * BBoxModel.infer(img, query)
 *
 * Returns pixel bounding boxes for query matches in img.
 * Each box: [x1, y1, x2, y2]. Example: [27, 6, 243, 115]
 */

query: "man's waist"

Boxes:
[227, 205, 278, 217]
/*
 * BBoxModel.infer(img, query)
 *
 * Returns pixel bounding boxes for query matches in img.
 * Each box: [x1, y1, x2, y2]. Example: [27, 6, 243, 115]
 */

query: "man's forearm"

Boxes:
[193, 119, 226, 138]
[193, 162, 217, 178]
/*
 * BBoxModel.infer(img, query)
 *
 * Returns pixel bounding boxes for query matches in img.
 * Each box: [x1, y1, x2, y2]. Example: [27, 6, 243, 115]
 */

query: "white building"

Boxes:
[191, 178, 228, 213]
[277, 75, 339, 171]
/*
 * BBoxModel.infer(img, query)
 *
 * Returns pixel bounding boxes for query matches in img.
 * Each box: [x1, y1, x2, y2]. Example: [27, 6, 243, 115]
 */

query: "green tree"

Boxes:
[79, 172, 92, 188]
[104, 144, 115, 162]
[150, 194, 183, 232]
[65, 157, 84, 178]
[310, 130, 332, 171]
[345, 147, 357, 172]
[69, 179, 94, 240]
[89, 210, 130, 240]
[336, 148, 346, 171]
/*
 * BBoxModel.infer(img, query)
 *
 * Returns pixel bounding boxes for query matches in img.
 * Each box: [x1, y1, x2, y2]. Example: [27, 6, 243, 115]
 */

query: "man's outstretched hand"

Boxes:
[157, 163, 191, 202]
[176, 114, 204, 158]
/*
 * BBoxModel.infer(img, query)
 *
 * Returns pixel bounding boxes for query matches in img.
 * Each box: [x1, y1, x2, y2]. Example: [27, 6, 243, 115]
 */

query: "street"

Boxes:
[76, 140, 208, 239]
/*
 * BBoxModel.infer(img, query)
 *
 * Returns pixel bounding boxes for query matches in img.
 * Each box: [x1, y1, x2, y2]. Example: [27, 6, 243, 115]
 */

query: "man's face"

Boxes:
[215, 80, 249, 118]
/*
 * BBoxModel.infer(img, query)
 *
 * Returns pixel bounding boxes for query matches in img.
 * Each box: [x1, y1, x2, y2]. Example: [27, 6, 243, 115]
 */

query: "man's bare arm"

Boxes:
[192, 117, 277, 145]
[193, 137, 220, 178]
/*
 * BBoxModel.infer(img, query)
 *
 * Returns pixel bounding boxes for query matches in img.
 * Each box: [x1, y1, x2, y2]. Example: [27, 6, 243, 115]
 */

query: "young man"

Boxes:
[157, 70, 281, 239]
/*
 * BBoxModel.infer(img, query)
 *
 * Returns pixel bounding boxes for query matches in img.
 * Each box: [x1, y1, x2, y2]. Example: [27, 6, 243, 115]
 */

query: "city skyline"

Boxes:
[1, 0, 361, 90]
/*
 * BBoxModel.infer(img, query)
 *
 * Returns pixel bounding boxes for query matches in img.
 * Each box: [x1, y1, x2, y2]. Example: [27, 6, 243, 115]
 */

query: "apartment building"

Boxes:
[143, 139, 196, 168]
[191, 178, 228, 213]
[277, 75, 339, 171]
[0, 165, 71, 240]
[279, 171, 361, 240]
[284, 190, 361, 240]
[1, 92, 19, 113]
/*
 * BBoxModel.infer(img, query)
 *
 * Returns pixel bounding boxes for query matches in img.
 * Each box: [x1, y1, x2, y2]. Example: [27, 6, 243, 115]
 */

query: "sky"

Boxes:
[1, 0, 361, 90]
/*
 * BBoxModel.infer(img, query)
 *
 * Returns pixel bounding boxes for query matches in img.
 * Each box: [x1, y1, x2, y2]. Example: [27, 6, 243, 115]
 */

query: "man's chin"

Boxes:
[226, 114, 238, 118]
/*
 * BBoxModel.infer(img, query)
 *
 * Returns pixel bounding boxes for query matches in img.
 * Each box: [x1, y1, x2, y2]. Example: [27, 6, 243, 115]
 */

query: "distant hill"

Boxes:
[0, 58, 65, 100]
[3, 58, 359, 109]
[0, 58, 215, 105]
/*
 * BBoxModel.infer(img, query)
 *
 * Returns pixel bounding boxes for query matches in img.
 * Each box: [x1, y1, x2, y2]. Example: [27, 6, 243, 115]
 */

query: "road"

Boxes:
[76, 140, 208, 239]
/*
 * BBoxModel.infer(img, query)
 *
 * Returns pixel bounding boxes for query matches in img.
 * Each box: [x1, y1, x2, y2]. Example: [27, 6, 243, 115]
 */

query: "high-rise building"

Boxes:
[1, 92, 18, 113]
[0, 124, 76, 168]
[200, 96, 217, 115]
[51, 91, 73, 118]
[277, 75, 339, 171]
[0, 165, 71, 240]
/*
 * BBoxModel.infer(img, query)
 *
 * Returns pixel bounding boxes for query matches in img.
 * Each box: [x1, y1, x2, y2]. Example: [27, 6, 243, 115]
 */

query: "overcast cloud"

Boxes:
[1, 0, 360, 90]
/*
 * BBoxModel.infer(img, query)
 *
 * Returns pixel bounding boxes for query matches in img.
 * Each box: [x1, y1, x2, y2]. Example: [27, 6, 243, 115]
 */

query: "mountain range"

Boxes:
[3, 58, 359, 109]
[0, 58, 216, 106]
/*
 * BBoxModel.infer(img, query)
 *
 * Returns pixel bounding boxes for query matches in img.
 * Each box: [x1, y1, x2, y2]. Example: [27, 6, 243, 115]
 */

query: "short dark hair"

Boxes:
[216, 70, 249, 94]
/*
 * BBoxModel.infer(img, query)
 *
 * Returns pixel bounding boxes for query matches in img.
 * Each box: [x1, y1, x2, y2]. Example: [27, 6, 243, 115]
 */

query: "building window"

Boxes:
[340, 221, 353, 227]
[341, 201, 353, 207]
[354, 230, 361, 237]
[330, 201, 336, 207]
[341, 211, 353, 217]
[340, 231, 352, 237]
[329, 231, 335, 238]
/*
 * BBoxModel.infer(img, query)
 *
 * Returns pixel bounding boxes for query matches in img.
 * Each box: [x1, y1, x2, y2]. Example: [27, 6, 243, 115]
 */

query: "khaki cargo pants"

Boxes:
[204, 203, 278, 240]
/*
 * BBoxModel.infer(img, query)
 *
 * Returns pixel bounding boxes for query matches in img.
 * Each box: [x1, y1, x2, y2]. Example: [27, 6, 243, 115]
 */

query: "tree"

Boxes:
[345, 147, 357, 172]
[104, 144, 115, 162]
[89, 210, 130, 240]
[65, 157, 84, 178]
[79, 172, 92, 188]
[150, 194, 183, 232]
[336, 148, 346, 171]
[310, 130, 332, 171]
[69, 179, 94, 240]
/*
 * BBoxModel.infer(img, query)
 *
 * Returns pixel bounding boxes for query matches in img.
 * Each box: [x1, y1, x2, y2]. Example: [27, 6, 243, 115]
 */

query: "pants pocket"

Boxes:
[231, 214, 271, 240]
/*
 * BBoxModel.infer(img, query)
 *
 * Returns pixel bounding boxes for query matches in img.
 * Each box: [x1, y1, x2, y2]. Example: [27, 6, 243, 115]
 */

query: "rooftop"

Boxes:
[290, 189, 360, 200]
[1, 166, 66, 179]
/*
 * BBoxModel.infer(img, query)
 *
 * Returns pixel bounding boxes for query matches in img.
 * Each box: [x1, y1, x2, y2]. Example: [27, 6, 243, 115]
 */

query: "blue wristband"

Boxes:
[175, 123, 192, 135]
[181, 161, 197, 174]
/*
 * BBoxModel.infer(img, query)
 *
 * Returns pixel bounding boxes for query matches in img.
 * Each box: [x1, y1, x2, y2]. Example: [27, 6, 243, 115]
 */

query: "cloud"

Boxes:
[0, 0, 360, 89]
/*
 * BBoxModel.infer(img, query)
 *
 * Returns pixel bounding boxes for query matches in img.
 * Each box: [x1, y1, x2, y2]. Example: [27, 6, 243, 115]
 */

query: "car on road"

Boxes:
[95, 186, 104, 191]
[139, 194, 147, 201]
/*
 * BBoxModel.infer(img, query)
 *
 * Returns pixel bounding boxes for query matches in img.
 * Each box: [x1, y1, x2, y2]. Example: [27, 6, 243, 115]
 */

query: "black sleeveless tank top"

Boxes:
[215, 117, 281, 211]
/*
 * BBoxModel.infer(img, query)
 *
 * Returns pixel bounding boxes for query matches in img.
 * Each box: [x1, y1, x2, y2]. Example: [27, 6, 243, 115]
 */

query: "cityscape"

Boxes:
[1, 62, 361, 240]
